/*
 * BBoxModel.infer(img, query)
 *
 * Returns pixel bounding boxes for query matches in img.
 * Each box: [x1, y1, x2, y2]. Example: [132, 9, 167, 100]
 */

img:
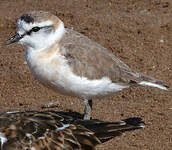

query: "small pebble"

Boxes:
[160, 39, 164, 43]
[23, 61, 27, 65]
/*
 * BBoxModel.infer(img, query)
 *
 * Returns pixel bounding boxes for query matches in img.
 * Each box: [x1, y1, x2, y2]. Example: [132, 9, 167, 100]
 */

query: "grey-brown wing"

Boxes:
[59, 29, 140, 84]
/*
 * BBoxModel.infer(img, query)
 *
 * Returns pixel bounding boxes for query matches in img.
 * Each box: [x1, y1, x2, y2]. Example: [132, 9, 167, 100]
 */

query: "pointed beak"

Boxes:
[3, 33, 23, 45]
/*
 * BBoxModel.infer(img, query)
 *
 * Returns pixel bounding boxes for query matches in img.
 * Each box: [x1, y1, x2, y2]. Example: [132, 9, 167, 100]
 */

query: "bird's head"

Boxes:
[4, 11, 65, 50]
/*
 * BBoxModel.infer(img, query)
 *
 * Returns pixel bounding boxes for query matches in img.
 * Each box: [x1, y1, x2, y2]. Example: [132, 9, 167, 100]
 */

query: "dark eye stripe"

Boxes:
[25, 25, 53, 36]
[32, 27, 41, 32]
[26, 27, 42, 35]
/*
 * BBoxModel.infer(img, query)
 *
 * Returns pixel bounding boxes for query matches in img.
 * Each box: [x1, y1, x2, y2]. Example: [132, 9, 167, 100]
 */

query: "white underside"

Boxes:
[53, 74, 129, 99]
[26, 50, 129, 100]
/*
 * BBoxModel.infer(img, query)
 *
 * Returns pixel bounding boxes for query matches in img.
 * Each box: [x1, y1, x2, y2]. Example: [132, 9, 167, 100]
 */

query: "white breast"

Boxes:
[25, 49, 129, 99]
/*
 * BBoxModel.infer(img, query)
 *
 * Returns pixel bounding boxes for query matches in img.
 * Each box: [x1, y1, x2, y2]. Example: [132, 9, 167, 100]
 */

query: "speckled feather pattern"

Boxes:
[0, 111, 144, 150]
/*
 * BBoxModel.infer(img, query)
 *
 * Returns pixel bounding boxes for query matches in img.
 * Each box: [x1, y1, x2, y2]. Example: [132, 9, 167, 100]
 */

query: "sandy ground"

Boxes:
[0, 0, 172, 149]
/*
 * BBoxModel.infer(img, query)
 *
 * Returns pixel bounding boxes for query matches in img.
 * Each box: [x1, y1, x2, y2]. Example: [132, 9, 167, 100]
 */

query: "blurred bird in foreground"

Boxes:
[0, 110, 144, 150]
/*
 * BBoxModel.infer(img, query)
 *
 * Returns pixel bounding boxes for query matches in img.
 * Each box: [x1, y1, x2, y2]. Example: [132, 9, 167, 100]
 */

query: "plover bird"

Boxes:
[0, 110, 144, 150]
[4, 11, 169, 120]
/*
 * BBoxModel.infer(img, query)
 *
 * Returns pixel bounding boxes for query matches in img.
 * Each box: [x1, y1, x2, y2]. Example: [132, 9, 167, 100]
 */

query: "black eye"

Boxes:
[32, 27, 41, 32]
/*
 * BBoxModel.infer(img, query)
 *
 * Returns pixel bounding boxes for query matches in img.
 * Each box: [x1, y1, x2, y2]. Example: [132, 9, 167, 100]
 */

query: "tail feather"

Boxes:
[138, 81, 168, 90]
[137, 73, 170, 90]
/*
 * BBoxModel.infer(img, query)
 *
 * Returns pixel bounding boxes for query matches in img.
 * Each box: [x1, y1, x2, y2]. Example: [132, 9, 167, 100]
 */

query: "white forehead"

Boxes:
[17, 19, 53, 31]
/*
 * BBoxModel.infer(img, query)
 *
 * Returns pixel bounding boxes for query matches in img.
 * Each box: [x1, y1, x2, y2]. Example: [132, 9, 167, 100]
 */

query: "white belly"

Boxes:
[26, 50, 129, 99]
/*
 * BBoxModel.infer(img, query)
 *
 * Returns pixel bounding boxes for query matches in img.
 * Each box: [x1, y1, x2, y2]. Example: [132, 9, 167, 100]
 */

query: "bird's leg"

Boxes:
[83, 99, 93, 120]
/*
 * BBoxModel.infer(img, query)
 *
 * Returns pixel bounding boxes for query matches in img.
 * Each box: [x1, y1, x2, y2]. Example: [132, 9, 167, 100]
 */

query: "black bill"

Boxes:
[3, 33, 23, 45]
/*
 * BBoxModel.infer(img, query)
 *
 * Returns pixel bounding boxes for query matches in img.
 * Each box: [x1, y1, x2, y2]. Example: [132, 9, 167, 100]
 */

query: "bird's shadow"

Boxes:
[41, 109, 145, 126]
[1, 109, 144, 124]
[0, 109, 145, 127]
